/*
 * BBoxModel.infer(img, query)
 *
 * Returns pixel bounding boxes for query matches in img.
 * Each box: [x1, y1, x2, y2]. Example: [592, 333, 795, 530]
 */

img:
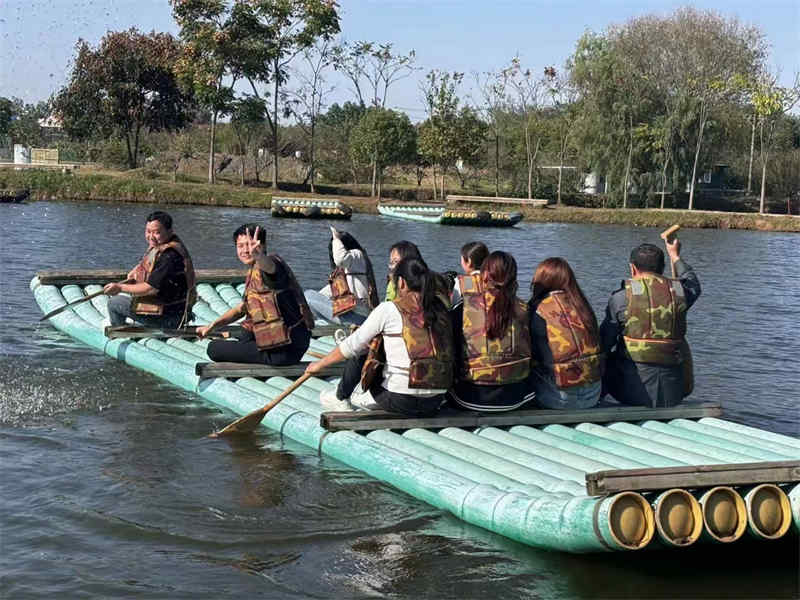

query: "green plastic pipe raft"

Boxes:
[31, 276, 800, 553]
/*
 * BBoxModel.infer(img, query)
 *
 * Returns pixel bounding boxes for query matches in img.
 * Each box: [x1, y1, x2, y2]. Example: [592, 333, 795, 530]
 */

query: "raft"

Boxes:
[32, 269, 800, 554]
[0, 188, 30, 204]
[378, 204, 523, 227]
[271, 197, 352, 220]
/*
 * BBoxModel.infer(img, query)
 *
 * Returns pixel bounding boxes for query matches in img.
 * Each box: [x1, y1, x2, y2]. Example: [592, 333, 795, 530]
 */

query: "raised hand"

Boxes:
[245, 226, 264, 258]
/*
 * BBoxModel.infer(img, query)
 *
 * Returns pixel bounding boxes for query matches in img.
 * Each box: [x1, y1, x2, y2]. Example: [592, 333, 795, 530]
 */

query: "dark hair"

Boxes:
[390, 240, 424, 264]
[232, 223, 267, 245]
[392, 257, 445, 327]
[147, 211, 172, 230]
[329, 231, 366, 270]
[460, 241, 489, 271]
[530, 257, 599, 338]
[630, 243, 665, 275]
[482, 251, 518, 339]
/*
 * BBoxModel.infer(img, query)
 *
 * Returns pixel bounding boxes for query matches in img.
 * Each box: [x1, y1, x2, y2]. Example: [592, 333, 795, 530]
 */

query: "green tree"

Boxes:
[231, 96, 267, 185]
[171, 0, 261, 183]
[317, 101, 366, 184]
[349, 107, 416, 199]
[53, 29, 193, 169]
[246, 0, 340, 190]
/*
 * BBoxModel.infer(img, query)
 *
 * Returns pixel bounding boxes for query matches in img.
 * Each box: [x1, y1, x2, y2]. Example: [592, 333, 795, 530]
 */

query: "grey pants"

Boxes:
[107, 295, 183, 329]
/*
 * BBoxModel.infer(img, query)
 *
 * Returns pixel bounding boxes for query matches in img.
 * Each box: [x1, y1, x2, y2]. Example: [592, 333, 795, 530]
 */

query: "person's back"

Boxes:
[528, 258, 603, 410]
[450, 252, 533, 412]
[599, 240, 701, 407]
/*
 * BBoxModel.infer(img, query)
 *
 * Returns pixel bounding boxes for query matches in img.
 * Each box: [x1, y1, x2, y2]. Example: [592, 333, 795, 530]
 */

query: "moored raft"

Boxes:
[271, 196, 352, 220]
[378, 203, 523, 227]
[32, 269, 800, 553]
[0, 188, 30, 203]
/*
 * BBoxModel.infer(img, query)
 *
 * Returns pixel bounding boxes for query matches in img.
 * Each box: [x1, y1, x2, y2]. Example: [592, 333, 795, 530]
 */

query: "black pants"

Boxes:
[336, 354, 367, 400]
[370, 385, 446, 417]
[207, 328, 310, 365]
[603, 352, 684, 408]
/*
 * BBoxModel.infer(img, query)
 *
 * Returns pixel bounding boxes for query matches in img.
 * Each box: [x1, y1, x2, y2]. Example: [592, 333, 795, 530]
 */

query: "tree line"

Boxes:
[2, 3, 798, 213]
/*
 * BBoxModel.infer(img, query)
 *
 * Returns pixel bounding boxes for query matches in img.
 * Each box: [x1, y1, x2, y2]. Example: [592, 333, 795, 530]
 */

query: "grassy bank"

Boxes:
[2, 168, 798, 232]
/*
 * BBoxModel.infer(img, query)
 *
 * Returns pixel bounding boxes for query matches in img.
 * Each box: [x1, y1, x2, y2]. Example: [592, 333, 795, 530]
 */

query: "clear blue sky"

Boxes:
[1, 0, 798, 117]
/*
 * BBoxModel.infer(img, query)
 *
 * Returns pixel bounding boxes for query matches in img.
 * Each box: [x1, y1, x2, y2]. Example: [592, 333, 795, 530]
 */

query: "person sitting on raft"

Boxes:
[197, 224, 313, 365]
[385, 240, 423, 301]
[449, 251, 534, 412]
[303, 227, 379, 326]
[305, 257, 454, 417]
[528, 257, 604, 409]
[599, 239, 700, 408]
[104, 210, 195, 329]
[450, 241, 489, 306]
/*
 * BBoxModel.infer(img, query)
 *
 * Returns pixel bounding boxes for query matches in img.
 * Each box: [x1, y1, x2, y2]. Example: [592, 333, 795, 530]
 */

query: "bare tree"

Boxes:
[507, 57, 545, 200]
[473, 68, 511, 197]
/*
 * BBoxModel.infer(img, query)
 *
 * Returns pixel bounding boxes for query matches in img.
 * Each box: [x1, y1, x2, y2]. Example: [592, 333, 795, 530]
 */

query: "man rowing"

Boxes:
[197, 224, 313, 365]
[104, 211, 195, 329]
[599, 238, 701, 407]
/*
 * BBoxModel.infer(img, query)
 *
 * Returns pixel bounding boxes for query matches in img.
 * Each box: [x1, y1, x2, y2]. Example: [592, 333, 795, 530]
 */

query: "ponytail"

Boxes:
[392, 257, 444, 327]
[482, 251, 519, 339]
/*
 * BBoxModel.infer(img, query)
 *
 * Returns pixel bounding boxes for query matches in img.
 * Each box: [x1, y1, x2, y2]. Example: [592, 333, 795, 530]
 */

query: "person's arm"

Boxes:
[244, 226, 276, 274]
[103, 280, 157, 297]
[599, 289, 625, 353]
[197, 302, 246, 337]
[304, 303, 390, 375]
[330, 233, 352, 269]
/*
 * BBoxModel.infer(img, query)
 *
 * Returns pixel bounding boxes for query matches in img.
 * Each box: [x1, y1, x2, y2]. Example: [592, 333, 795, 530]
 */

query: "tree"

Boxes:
[171, 0, 261, 183]
[287, 40, 335, 192]
[507, 57, 547, 200]
[332, 40, 417, 194]
[231, 96, 267, 185]
[751, 73, 800, 213]
[53, 29, 193, 170]
[474, 68, 511, 197]
[0, 97, 14, 138]
[246, 0, 340, 190]
[316, 101, 366, 184]
[544, 67, 579, 206]
[349, 107, 416, 199]
[2, 97, 49, 148]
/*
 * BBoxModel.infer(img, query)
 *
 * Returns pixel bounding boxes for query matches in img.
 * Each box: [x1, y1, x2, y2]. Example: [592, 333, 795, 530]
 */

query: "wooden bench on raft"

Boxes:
[38, 268, 246, 285]
[446, 194, 548, 208]
[320, 401, 723, 432]
[195, 362, 344, 379]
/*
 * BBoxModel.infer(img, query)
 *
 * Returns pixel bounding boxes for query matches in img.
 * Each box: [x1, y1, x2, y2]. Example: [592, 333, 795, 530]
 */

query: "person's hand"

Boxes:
[329, 225, 339, 239]
[304, 360, 325, 376]
[103, 282, 122, 296]
[196, 325, 211, 338]
[245, 226, 264, 258]
[665, 237, 681, 262]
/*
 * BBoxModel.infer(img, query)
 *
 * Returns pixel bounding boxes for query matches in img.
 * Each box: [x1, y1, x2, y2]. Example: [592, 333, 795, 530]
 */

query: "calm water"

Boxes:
[1, 201, 798, 599]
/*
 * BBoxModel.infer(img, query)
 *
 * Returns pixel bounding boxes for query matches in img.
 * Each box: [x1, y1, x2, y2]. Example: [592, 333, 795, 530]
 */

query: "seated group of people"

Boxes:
[109, 211, 701, 418]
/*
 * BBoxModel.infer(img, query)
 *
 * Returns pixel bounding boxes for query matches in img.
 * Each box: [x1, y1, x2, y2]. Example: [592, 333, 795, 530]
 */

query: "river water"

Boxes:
[1, 201, 798, 598]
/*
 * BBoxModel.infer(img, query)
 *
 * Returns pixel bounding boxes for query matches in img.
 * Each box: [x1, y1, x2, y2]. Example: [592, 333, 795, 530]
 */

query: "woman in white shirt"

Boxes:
[305, 257, 454, 416]
[450, 241, 489, 306]
[304, 227, 379, 326]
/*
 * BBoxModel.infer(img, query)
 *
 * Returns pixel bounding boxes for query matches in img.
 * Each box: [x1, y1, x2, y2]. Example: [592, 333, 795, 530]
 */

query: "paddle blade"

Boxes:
[209, 408, 267, 437]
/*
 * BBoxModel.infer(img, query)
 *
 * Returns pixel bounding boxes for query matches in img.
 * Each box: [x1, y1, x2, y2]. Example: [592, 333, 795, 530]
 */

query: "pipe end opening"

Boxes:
[702, 486, 747, 543]
[608, 492, 655, 550]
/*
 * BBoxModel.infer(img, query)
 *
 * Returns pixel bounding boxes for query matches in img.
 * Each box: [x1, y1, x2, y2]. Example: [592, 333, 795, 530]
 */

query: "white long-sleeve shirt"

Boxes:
[318, 238, 371, 312]
[338, 301, 446, 396]
[450, 270, 480, 306]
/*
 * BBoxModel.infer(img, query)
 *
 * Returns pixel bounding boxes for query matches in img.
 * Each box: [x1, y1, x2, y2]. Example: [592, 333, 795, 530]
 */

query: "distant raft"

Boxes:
[271, 196, 352, 220]
[378, 203, 523, 227]
[0, 188, 30, 204]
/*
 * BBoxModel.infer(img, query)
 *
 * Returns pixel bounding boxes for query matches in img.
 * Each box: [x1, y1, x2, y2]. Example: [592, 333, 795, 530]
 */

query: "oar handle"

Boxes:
[260, 372, 313, 415]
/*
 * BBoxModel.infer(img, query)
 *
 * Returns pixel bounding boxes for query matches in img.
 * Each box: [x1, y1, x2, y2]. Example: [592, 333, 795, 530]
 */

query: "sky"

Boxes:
[1, 0, 798, 119]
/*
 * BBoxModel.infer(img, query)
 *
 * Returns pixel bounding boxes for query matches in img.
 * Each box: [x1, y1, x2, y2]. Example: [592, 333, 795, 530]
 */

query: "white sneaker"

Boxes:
[348, 385, 378, 411]
[319, 388, 353, 411]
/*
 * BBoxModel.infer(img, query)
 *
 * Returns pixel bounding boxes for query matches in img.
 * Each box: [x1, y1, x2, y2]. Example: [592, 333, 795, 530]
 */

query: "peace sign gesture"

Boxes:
[245, 226, 264, 259]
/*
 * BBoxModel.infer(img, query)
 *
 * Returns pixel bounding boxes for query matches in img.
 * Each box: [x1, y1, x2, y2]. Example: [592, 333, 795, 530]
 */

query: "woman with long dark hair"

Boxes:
[306, 257, 454, 417]
[451, 241, 489, 306]
[304, 227, 379, 325]
[450, 251, 534, 411]
[529, 257, 604, 409]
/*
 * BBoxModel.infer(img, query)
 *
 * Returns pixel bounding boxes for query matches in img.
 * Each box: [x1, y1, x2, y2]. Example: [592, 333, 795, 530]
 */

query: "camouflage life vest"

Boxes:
[389, 292, 454, 390]
[535, 291, 604, 388]
[243, 254, 315, 350]
[460, 274, 531, 385]
[130, 234, 196, 323]
[329, 258, 379, 317]
[623, 274, 687, 365]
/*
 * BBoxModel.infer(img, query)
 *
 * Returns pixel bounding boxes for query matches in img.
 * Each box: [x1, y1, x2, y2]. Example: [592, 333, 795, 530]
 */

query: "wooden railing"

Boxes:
[446, 194, 548, 207]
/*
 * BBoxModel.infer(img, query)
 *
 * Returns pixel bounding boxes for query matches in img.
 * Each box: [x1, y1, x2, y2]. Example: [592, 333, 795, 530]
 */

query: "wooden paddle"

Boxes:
[209, 372, 313, 438]
[104, 325, 231, 340]
[660, 225, 694, 396]
[39, 279, 133, 321]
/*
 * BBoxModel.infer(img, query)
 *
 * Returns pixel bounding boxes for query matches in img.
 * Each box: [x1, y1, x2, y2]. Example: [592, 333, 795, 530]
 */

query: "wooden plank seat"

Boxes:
[320, 401, 723, 432]
[586, 460, 800, 495]
[196, 361, 344, 378]
[446, 194, 548, 207]
[104, 324, 344, 339]
[38, 268, 246, 286]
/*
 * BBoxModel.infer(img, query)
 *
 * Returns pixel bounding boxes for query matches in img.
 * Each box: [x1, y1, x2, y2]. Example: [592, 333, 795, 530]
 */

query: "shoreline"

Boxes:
[2, 169, 798, 233]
